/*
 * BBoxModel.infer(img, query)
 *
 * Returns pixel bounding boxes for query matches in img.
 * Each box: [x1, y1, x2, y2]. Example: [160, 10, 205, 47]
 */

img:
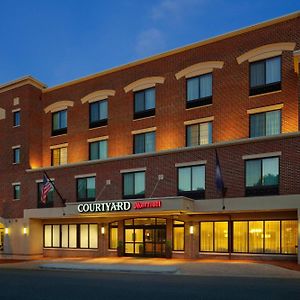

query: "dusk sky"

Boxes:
[0, 0, 299, 87]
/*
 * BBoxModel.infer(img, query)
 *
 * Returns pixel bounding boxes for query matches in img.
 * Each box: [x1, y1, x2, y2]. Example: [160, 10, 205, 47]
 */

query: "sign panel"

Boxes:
[77, 201, 131, 213]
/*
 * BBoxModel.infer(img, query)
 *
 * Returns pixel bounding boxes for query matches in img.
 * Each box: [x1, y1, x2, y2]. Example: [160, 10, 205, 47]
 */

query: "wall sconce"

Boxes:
[189, 225, 194, 235]
[101, 226, 105, 235]
[23, 227, 28, 235]
[4, 228, 9, 235]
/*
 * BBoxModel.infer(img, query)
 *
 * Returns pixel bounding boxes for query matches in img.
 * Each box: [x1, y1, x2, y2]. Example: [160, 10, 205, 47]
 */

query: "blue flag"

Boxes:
[215, 150, 225, 194]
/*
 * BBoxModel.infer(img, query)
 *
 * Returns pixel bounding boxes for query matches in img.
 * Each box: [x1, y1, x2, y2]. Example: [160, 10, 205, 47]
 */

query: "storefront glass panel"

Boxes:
[52, 225, 60, 247]
[173, 221, 184, 251]
[214, 222, 228, 252]
[265, 221, 280, 253]
[249, 221, 264, 253]
[282, 220, 298, 254]
[61, 225, 69, 248]
[89, 224, 98, 249]
[44, 225, 52, 247]
[200, 222, 213, 252]
[69, 225, 77, 248]
[233, 221, 248, 252]
[80, 224, 89, 248]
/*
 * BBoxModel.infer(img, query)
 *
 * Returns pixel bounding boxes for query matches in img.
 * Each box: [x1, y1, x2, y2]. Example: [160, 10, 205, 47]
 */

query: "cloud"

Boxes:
[135, 28, 166, 57]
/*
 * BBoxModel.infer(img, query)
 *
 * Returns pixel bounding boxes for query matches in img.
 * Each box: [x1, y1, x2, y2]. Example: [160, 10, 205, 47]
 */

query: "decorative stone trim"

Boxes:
[184, 116, 214, 126]
[236, 42, 296, 64]
[74, 173, 96, 179]
[87, 136, 109, 143]
[131, 127, 157, 135]
[120, 167, 146, 173]
[13, 97, 20, 106]
[175, 160, 207, 167]
[11, 145, 21, 149]
[247, 104, 283, 114]
[81, 90, 116, 104]
[242, 151, 282, 160]
[44, 101, 74, 113]
[0, 108, 6, 120]
[124, 77, 165, 93]
[294, 50, 300, 74]
[12, 108, 21, 113]
[50, 143, 68, 149]
[11, 182, 21, 186]
[175, 61, 224, 80]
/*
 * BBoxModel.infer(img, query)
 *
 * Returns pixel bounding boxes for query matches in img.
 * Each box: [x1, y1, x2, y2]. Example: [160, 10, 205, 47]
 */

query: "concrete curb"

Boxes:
[39, 263, 179, 274]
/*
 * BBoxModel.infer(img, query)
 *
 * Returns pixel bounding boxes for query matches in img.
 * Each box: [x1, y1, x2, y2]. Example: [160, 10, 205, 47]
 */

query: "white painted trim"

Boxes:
[11, 145, 21, 149]
[175, 160, 207, 167]
[74, 173, 96, 179]
[120, 167, 146, 174]
[11, 182, 21, 186]
[12, 108, 21, 113]
[50, 143, 68, 150]
[242, 151, 282, 160]
[131, 127, 156, 135]
[87, 136, 109, 143]
[247, 104, 284, 114]
[36, 178, 54, 183]
[184, 116, 214, 126]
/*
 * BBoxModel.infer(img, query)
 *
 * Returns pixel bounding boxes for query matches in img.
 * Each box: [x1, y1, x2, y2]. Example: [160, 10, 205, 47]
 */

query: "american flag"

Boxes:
[41, 174, 53, 204]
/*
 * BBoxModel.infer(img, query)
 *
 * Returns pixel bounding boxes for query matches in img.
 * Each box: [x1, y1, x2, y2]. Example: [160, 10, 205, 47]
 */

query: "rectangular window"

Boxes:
[37, 182, 54, 208]
[265, 221, 280, 254]
[13, 184, 20, 200]
[233, 221, 248, 253]
[13, 111, 20, 127]
[52, 110, 67, 136]
[134, 131, 156, 154]
[250, 56, 281, 96]
[123, 171, 145, 199]
[245, 157, 279, 196]
[109, 222, 118, 249]
[250, 110, 281, 138]
[51, 147, 67, 166]
[281, 220, 298, 254]
[186, 73, 212, 108]
[134, 88, 155, 119]
[89, 140, 108, 160]
[89, 100, 108, 128]
[173, 221, 184, 251]
[77, 177, 96, 202]
[200, 222, 214, 252]
[186, 122, 212, 146]
[43, 224, 98, 249]
[178, 165, 205, 199]
[13, 147, 20, 164]
[249, 221, 264, 253]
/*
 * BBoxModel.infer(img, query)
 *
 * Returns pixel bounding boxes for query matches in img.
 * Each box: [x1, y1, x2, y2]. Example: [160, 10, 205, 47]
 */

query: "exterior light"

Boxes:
[189, 225, 194, 235]
[101, 226, 105, 235]
[4, 228, 9, 235]
[23, 227, 27, 235]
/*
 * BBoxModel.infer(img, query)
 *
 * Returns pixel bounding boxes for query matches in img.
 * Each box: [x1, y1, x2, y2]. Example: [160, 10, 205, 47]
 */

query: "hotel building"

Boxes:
[0, 12, 300, 262]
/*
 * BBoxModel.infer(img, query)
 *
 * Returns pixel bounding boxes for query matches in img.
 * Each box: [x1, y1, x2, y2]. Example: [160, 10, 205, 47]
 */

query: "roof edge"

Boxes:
[43, 10, 300, 93]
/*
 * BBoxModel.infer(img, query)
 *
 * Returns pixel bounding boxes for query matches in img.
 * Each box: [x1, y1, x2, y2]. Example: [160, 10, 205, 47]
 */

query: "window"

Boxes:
[51, 147, 67, 166]
[186, 122, 212, 146]
[37, 182, 54, 208]
[77, 177, 96, 202]
[89, 140, 108, 160]
[13, 147, 20, 164]
[13, 111, 20, 127]
[109, 222, 118, 249]
[134, 131, 155, 154]
[200, 221, 228, 252]
[173, 221, 184, 251]
[134, 88, 155, 119]
[250, 110, 281, 138]
[89, 100, 108, 128]
[178, 165, 205, 199]
[44, 224, 98, 249]
[13, 184, 20, 200]
[186, 73, 212, 108]
[52, 110, 67, 136]
[250, 56, 281, 96]
[245, 157, 279, 196]
[123, 171, 145, 199]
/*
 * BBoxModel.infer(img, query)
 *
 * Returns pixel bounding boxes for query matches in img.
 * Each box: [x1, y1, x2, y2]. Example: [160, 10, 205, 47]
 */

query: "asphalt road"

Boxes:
[0, 269, 299, 300]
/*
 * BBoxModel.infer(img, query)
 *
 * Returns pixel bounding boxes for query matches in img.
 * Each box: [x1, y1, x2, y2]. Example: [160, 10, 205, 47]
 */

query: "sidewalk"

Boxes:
[0, 256, 300, 278]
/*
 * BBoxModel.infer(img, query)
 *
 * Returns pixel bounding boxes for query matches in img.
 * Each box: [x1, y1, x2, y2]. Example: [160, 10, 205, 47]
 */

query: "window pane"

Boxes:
[281, 220, 298, 254]
[200, 222, 213, 251]
[187, 77, 199, 101]
[77, 179, 86, 200]
[250, 113, 265, 137]
[214, 222, 228, 252]
[265, 221, 280, 253]
[199, 73, 212, 98]
[199, 122, 210, 145]
[61, 225, 69, 248]
[89, 224, 98, 249]
[110, 227, 118, 249]
[124, 173, 134, 196]
[249, 221, 264, 253]
[52, 112, 60, 130]
[266, 110, 280, 136]
[52, 225, 60, 247]
[178, 167, 191, 191]
[187, 125, 198, 146]
[246, 160, 261, 187]
[173, 226, 184, 251]
[44, 225, 52, 247]
[134, 134, 145, 153]
[233, 221, 248, 253]
[250, 61, 265, 87]
[145, 132, 155, 152]
[52, 149, 60, 166]
[90, 142, 99, 160]
[99, 140, 107, 159]
[90, 102, 99, 122]
[60, 147, 67, 164]
[60, 110, 67, 128]
[262, 157, 279, 186]
[99, 100, 108, 120]
[69, 225, 77, 248]
[145, 88, 155, 110]
[14, 111, 20, 126]
[87, 177, 96, 199]
[266, 56, 281, 84]
[134, 92, 145, 112]
[192, 166, 205, 191]
[80, 224, 89, 248]
[134, 172, 145, 195]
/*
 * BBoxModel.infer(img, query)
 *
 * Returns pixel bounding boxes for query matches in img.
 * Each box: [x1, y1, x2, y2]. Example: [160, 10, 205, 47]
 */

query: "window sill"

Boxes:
[12, 162, 20, 165]
[133, 115, 155, 122]
[249, 90, 282, 99]
[88, 125, 108, 131]
[185, 103, 212, 111]
[12, 199, 20, 201]
[50, 133, 67, 138]
[13, 125, 20, 128]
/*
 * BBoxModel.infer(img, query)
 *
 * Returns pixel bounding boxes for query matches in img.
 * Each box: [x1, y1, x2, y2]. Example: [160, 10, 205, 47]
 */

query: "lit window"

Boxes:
[13, 111, 20, 127]
[89, 100, 108, 128]
[250, 56, 281, 96]
[134, 132, 155, 154]
[89, 140, 108, 160]
[52, 110, 67, 136]
[77, 177, 96, 202]
[134, 88, 155, 119]
[123, 171, 145, 199]
[13, 147, 20, 164]
[250, 110, 281, 138]
[173, 221, 184, 251]
[186, 73, 212, 108]
[281, 220, 298, 254]
[186, 122, 212, 146]
[13, 184, 20, 200]
[51, 147, 67, 166]
[109, 222, 118, 249]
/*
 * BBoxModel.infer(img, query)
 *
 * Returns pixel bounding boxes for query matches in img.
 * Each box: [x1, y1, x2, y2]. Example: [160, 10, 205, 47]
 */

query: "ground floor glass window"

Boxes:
[173, 221, 184, 251]
[109, 222, 118, 249]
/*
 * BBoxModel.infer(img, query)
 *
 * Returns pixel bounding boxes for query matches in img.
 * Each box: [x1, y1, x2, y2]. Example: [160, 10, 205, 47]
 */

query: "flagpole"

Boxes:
[43, 171, 66, 207]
